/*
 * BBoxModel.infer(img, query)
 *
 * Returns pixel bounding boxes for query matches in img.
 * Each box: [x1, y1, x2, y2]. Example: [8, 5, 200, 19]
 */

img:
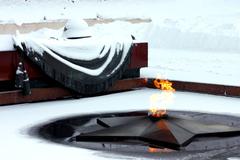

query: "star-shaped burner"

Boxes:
[74, 113, 240, 150]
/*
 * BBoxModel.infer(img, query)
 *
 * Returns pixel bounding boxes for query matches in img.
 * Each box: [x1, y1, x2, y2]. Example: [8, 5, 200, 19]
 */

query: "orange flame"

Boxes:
[148, 147, 174, 153]
[148, 106, 166, 118]
[154, 79, 175, 92]
[148, 147, 159, 153]
[149, 77, 175, 118]
[149, 94, 167, 118]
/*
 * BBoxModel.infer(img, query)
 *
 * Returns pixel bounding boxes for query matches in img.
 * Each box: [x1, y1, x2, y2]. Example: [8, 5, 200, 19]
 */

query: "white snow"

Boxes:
[0, 0, 240, 24]
[0, 35, 15, 51]
[1, 89, 240, 160]
[62, 19, 91, 38]
[228, 158, 240, 160]
[141, 48, 240, 86]
[1, 19, 240, 84]
[1, 0, 240, 159]
[17, 32, 132, 76]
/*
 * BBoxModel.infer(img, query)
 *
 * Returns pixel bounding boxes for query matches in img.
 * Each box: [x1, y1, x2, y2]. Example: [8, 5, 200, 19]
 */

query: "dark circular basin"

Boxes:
[30, 110, 240, 159]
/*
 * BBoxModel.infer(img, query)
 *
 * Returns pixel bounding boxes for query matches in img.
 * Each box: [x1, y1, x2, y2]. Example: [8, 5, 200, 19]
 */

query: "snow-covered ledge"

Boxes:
[0, 35, 15, 51]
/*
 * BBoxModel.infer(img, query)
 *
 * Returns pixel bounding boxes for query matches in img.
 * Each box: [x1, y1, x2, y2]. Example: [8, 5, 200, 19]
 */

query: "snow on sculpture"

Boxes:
[13, 19, 133, 95]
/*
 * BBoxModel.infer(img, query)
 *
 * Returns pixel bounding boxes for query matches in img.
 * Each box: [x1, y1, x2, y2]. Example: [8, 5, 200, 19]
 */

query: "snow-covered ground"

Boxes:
[1, 89, 240, 160]
[141, 48, 240, 86]
[1, 0, 240, 159]
[0, 0, 240, 24]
